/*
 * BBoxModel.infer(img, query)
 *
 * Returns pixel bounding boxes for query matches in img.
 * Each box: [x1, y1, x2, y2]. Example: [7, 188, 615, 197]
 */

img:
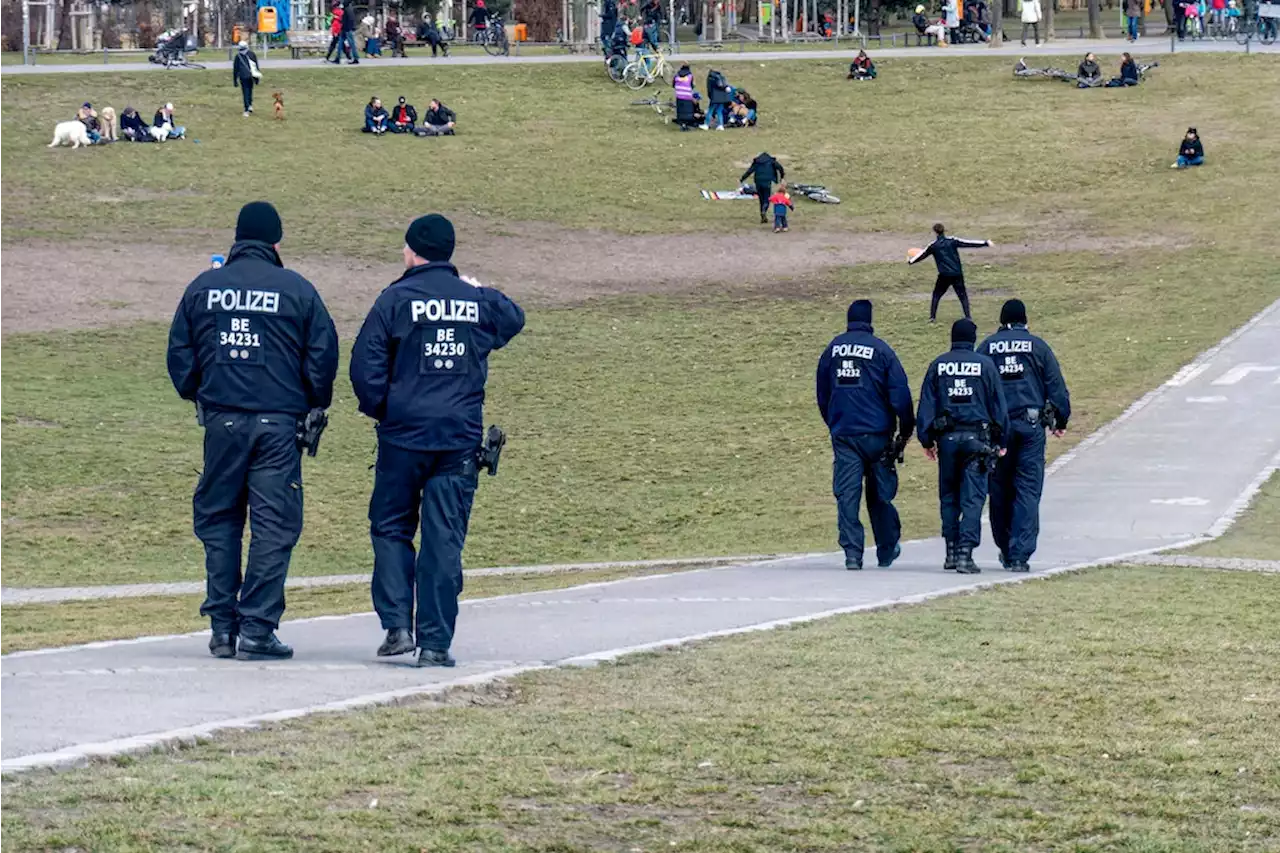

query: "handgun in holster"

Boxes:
[927, 411, 954, 445]
[296, 408, 329, 457]
[1040, 402, 1062, 430]
[881, 433, 910, 468]
[477, 425, 506, 476]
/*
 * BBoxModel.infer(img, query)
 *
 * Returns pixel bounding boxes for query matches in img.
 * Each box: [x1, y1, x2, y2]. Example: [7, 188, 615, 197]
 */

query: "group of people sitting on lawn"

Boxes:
[911, 0, 990, 45]
[671, 65, 758, 131]
[74, 101, 186, 144]
[363, 96, 457, 135]
[1014, 52, 1153, 87]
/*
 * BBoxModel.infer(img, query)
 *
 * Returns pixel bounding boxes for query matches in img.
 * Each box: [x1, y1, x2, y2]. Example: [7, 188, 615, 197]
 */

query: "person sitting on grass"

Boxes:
[77, 102, 103, 143]
[847, 49, 876, 79]
[419, 99, 457, 135]
[769, 183, 794, 233]
[364, 96, 389, 134]
[390, 96, 417, 132]
[120, 106, 153, 142]
[1172, 127, 1204, 169]
[1077, 52, 1103, 87]
[152, 102, 186, 139]
[1106, 52, 1141, 87]
[727, 89, 757, 127]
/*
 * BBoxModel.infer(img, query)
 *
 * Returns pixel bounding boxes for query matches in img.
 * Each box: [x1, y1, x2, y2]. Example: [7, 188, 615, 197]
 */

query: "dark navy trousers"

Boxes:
[369, 442, 478, 652]
[832, 433, 901, 565]
[194, 412, 303, 639]
[989, 418, 1046, 563]
[936, 430, 989, 550]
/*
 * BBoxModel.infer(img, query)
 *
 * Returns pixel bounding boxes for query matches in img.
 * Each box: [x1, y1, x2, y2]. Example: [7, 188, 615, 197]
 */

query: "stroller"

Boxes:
[149, 29, 201, 68]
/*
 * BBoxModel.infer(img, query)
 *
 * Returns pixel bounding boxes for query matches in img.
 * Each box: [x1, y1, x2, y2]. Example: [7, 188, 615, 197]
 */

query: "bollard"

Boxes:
[1170, 31, 1176, 52]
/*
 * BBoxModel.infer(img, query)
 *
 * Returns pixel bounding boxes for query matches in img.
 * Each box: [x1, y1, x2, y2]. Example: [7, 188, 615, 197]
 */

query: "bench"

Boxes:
[288, 30, 329, 59]
[907, 31, 937, 45]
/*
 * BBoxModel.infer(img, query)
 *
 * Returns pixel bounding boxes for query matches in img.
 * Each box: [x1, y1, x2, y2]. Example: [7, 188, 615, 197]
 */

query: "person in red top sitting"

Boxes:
[326, 3, 346, 62]
[769, 183, 794, 233]
[390, 96, 417, 132]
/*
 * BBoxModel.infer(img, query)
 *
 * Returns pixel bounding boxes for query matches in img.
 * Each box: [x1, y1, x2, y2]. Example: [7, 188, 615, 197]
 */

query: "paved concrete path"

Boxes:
[1, 37, 1273, 76]
[3, 299, 1278, 771]
[0, 554, 792, 606]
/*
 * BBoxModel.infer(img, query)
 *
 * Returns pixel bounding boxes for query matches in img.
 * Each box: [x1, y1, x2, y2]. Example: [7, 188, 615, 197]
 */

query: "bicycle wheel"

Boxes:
[607, 55, 627, 82]
[182, 59, 206, 69]
[1262, 21, 1277, 44]
[623, 63, 648, 89]
[1234, 24, 1252, 43]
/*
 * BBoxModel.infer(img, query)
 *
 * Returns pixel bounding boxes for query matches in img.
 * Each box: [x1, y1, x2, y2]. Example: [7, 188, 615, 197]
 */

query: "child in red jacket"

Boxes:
[769, 183, 794, 232]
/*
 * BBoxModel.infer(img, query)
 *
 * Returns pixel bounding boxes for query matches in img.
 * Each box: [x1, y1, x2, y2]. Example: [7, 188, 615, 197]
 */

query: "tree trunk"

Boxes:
[990, 0, 1002, 43]
[55, 0, 73, 48]
[1086, 0, 1102, 35]
[868, 0, 881, 33]
[1045, 0, 1054, 38]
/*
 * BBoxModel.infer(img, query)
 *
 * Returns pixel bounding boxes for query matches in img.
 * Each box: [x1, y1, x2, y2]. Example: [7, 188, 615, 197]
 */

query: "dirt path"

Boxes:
[1, 224, 1159, 335]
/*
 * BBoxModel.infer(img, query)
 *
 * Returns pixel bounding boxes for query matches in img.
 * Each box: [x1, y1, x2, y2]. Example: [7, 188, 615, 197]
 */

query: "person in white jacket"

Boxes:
[1020, 0, 1043, 45]
[943, 0, 960, 41]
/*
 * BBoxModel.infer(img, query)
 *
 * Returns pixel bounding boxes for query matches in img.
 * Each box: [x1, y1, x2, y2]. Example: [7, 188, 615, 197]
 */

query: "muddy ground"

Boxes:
[1, 222, 1160, 335]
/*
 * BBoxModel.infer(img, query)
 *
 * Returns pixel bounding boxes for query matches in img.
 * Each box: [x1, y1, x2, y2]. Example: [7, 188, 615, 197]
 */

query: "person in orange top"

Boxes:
[769, 183, 794, 233]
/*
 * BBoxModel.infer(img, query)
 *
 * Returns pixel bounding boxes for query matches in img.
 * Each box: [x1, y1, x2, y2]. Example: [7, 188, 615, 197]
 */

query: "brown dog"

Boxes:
[272, 92, 284, 120]
[100, 106, 118, 141]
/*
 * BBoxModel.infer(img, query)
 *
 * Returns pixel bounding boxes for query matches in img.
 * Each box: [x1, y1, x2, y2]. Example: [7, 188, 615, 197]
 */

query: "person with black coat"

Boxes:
[232, 41, 261, 116]
[1172, 127, 1204, 169]
[420, 99, 457, 135]
[1076, 52, 1102, 87]
[364, 96, 390, 134]
[418, 17, 450, 55]
[908, 222, 992, 322]
[120, 106, 152, 141]
[740, 151, 785, 224]
[340, 0, 359, 64]
[701, 68, 733, 130]
[1106, 52, 1141, 86]
[600, 0, 618, 49]
[390, 96, 417, 132]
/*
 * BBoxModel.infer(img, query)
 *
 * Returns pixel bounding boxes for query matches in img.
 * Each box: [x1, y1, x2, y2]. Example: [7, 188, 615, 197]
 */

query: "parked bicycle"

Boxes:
[474, 14, 510, 56]
[1234, 2, 1279, 43]
[622, 49, 672, 90]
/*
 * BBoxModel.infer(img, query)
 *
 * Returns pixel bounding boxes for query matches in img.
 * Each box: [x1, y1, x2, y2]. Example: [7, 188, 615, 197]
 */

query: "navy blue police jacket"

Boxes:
[908, 235, 989, 277]
[915, 342, 1010, 449]
[167, 241, 339, 415]
[816, 321, 915, 438]
[977, 324, 1071, 426]
[350, 262, 525, 452]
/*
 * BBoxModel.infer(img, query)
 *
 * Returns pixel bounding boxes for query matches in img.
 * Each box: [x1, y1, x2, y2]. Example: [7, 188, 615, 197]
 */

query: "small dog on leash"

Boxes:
[99, 106, 117, 141]
[49, 120, 90, 149]
[273, 92, 285, 120]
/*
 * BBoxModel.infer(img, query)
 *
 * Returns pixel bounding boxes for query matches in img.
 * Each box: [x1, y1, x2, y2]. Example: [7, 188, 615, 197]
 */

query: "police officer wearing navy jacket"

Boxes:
[350, 214, 525, 668]
[816, 300, 915, 570]
[916, 318, 1009, 574]
[167, 201, 339, 661]
[978, 299, 1071, 572]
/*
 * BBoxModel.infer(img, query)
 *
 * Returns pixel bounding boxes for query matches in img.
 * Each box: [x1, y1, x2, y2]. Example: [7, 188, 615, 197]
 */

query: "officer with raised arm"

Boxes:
[978, 299, 1071, 572]
[816, 299, 915, 570]
[167, 201, 339, 661]
[916, 318, 1009, 574]
[350, 214, 525, 668]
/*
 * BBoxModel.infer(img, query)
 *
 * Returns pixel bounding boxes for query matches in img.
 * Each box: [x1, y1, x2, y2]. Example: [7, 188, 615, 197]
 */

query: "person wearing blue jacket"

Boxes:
[916, 318, 1009, 574]
[350, 214, 525, 668]
[908, 222, 992, 322]
[167, 201, 339, 661]
[978, 299, 1070, 572]
[817, 300, 916, 570]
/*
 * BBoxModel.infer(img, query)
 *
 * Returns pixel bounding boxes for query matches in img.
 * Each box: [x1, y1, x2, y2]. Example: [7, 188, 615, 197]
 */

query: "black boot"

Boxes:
[955, 549, 981, 574]
[236, 633, 294, 660]
[209, 632, 237, 659]
[877, 543, 902, 569]
[377, 628, 416, 656]
[943, 540, 958, 572]
[1009, 560, 1031, 573]
[414, 648, 457, 668]
[760, 211, 768, 224]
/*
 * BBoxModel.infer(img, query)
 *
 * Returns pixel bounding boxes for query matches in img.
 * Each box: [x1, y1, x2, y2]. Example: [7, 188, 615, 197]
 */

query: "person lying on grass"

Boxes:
[1172, 127, 1204, 169]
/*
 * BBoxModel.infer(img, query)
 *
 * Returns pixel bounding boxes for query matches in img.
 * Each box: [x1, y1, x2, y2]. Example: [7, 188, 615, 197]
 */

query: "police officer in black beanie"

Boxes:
[350, 214, 525, 667]
[916, 318, 1009, 573]
[978, 299, 1071, 572]
[816, 299, 915, 570]
[167, 201, 339, 660]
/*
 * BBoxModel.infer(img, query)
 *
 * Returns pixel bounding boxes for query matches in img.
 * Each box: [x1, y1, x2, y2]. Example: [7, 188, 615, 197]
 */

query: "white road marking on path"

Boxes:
[1186, 396, 1228, 403]
[1150, 497, 1210, 506]
[1211, 364, 1280, 386]
[1166, 363, 1213, 387]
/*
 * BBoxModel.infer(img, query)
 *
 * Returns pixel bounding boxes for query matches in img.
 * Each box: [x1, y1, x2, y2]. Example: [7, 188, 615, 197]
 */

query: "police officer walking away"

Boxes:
[907, 223, 992, 323]
[916, 318, 1009, 573]
[740, 151, 784, 225]
[816, 299, 915, 570]
[978, 299, 1071, 571]
[167, 202, 339, 660]
[350, 214, 525, 667]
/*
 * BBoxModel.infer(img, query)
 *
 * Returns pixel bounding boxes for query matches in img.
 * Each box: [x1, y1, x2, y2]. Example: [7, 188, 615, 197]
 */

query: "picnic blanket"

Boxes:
[700, 187, 757, 201]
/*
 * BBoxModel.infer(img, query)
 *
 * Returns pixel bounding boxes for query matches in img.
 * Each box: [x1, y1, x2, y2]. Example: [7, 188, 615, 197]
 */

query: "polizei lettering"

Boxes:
[831, 343, 876, 360]
[206, 289, 280, 314]
[938, 361, 982, 377]
[988, 339, 1033, 354]
[411, 299, 480, 324]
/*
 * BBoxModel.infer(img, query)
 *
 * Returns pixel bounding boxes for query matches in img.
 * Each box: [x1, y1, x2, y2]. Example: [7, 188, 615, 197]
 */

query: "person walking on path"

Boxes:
[232, 41, 261, 117]
[1125, 0, 1143, 40]
[909, 223, 991, 323]
[1020, 0, 1042, 45]
[326, 2, 345, 61]
[340, 0, 360, 64]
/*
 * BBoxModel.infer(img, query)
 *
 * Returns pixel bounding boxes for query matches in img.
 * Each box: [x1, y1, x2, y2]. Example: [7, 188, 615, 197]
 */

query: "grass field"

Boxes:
[3, 54, 1279, 596]
[1184, 471, 1280, 561]
[4, 565, 1277, 851]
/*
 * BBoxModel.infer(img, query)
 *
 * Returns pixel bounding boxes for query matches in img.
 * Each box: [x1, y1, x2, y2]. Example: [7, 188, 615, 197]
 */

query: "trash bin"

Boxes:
[513, 22, 528, 40]
[257, 6, 279, 34]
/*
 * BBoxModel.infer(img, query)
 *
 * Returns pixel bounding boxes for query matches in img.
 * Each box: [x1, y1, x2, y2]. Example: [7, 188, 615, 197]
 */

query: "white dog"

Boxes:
[149, 121, 173, 142]
[49, 120, 90, 149]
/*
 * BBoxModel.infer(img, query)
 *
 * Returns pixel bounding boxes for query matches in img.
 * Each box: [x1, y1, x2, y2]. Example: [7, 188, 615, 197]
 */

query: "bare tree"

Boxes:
[55, 0, 73, 48]
[1086, 0, 1101, 35]
[1044, 0, 1053, 38]
[989, 0, 1002, 43]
